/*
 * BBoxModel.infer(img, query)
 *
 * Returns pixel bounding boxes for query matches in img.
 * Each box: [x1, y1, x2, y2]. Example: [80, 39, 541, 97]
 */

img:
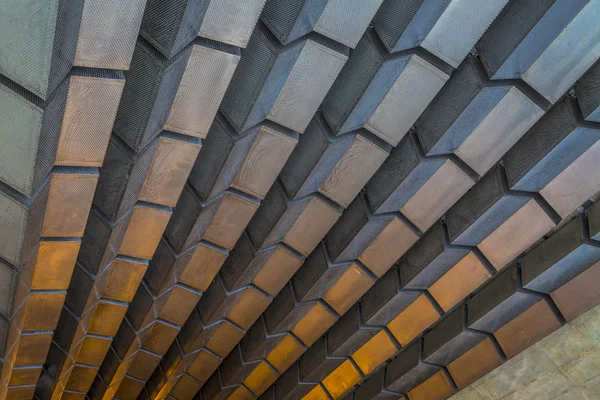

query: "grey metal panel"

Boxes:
[417, 56, 546, 177]
[0, 75, 69, 197]
[188, 115, 258, 201]
[313, 0, 385, 49]
[521, 217, 600, 294]
[164, 40, 241, 139]
[0, 85, 49, 197]
[321, 29, 450, 145]
[364, 55, 450, 146]
[504, 97, 600, 194]
[268, 39, 348, 133]
[467, 267, 540, 333]
[522, 0, 600, 103]
[262, 0, 384, 48]
[366, 134, 475, 232]
[92, 136, 158, 223]
[373, 0, 508, 67]
[113, 39, 191, 152]
[140, 0, 211, 59]
[454, 86, 544, 176]
[0, 0, 83, 100]
[477, 0, 600, 103]
[55, 69, 126, 168]
[74, 0, 147, 69]
[141, 0, 265, 56]
[540, 138, 600, 218]
[576, 60, 600, 122]
[420, 0, 509, 67]
[200, 0, 268, 48]
[221, 24, 348, 134]
[0, 260, 17, 319]
[0, 180, 50, 266]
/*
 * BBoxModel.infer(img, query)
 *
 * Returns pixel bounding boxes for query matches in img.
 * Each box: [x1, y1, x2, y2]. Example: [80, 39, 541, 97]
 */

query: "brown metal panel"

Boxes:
[119, 203, 172, 260]
[55, 71, 125, 167]
[494, 299, 561, 359]
[447, 338, 503, 390]
[551, 261, 600, 322]
[138, 134, 202, 207]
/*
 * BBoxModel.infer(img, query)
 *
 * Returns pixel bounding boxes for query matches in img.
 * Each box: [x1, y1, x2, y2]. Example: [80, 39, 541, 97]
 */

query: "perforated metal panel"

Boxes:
[262, 0, 384, 48]
[55, 70, 125, 167]
[0, 0, 83, 99]
[165, 40, 240, 138]
[373, 0, 508, 67]
[74, 0, 147, 69]
[269, 39, 348, 133]
[200, 0, 267, 47]
[0, 77, 68, 196]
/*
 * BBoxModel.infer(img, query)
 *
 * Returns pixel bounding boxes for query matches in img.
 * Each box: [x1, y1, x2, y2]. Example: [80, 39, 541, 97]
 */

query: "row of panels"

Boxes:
[0, 0, 599, 400]
[180, 1, 600, 397]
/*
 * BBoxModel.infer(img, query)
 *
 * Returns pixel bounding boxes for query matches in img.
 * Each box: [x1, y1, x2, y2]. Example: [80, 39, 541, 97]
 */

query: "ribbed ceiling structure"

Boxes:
[0, 1, 599, 400]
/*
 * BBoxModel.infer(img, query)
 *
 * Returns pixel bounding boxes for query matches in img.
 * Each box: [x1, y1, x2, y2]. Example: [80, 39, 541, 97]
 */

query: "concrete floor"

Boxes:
[452, 304, 600, 400]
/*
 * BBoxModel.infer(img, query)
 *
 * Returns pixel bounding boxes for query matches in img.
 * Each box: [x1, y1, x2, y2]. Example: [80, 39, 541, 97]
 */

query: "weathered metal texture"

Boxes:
[373, 0, 508, 67]
[261, 0, 385, 48]
[476, 0, 600, 103]
[320, 29, 451, 146]
[220, 23, 348, 134]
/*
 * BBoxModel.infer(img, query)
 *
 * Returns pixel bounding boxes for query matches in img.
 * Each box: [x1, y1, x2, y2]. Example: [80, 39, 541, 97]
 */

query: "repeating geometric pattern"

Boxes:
[0, 1, 597, 400]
